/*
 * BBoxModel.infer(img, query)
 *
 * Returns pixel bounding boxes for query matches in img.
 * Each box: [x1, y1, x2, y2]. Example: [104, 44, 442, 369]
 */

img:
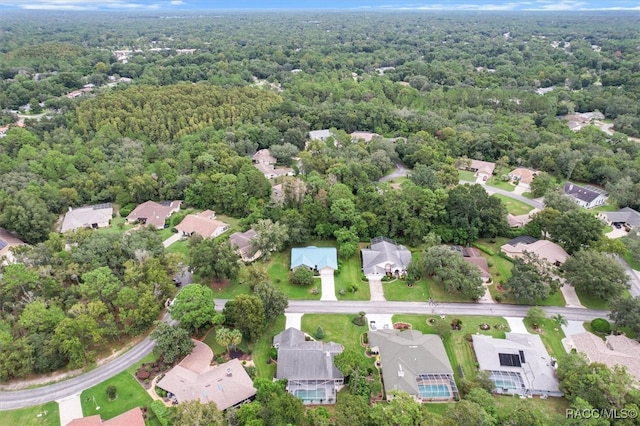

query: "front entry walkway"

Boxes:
[57, 393, 82, 426]
[367, 274, 385, 301]
[319, 269, 337, 301]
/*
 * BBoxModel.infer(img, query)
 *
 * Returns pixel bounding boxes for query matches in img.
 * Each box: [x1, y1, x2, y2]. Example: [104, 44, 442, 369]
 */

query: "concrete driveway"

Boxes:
[606, 227, 628, 239]
[505, 317, 528, 334]
[320, 269, 337, 301]
[367, 274, 385, 301]
[367, 314, 394, 330]
[162, 233, 182, 248]
[57, 394, 82, 426]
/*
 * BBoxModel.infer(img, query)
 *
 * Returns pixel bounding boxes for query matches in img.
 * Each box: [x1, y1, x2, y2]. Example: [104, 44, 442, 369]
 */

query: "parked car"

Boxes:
[614, 223, 622, 229]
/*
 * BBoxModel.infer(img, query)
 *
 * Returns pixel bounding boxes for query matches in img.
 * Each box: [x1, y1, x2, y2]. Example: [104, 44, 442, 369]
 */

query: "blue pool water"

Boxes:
[494, 379, 517, 389]
[294, 389, 326, 400]
[418, 384, 451, 398]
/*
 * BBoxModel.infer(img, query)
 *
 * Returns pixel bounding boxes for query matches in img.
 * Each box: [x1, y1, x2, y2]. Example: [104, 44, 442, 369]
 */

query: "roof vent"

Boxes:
[226, 368, 232, 376]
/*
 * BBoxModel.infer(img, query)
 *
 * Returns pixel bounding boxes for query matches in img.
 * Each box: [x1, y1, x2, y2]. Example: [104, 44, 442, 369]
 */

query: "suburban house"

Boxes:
[175, 210, 229, 239]
[252, 149, 277, 165]
[501, 236, 569, 267]
[60, 203, 113, 233]
[351, 131, 380, 142]
[601, 207, 640, 232]
[68, 407, 145, 426]
[229, 229, 261, 262]
[290, 246, 338, 273]
[308, 129, 333, 141]
[361, 236, 412, 277]
[563, 183, 608, 209]
[271, 183, 285, 204]
[508, 168, 540, 189]
[273, 328, 344, 405]
[507, 212, 533, 228]
[568, 332, 640, 384]
[459, 159, 496, 180]
[156, 340, 256, 410]
[368, 329, 459, 402]
[126, 200, 181, 229]
[472, 333, 562, 397]
[251, 149, 294, 179]
[0, 228, 26, 264]
[452, 246, 491, 282]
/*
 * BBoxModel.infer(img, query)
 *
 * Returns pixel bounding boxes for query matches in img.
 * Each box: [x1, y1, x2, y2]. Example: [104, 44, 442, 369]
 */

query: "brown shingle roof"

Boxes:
[126, 200, 181, 229]
[175, 210, 228, 238]
[68, 407, 145, 426]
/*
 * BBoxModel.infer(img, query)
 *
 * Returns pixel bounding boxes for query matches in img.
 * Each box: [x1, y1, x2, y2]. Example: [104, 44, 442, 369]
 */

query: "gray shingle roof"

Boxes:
[368, 329, 454, 396]
[506, 235, 538, 246]
[564, 182, 606, 203]
[361, 238, 412, 275]
[604, 207, 640, 227]
[273, 328, 344, 381]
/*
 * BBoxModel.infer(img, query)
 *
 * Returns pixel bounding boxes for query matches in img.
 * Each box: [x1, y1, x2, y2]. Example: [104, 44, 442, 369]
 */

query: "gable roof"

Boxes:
[156, 341, 256, 410]
[61, 203, 113, 233]
[361, 237, 412, 275]
[126, 200, 181, 228]
[506, 235, 538, 246]
[252, 149, 276, 164]
[350, 131, 379, 142]
[604, 207, 640, 227]
[68, 407, 145, 426]
[291, 246, 338, 270]
[273, 328, 344, 381]
[175, 210, 228, 238]
[368, 329, 455, 396]
[469, 159, 496, 176]
[0, 228, 25, 256]
[508, 168, 539, 184]
[501, 239, 569, 265]
[460, 248, 491, 280]
[564, 182, 606, 203]
[229, 229, 260, 261]
[308, 129, 332, 140]
[570, 332, 640, 383]
[473, 333, 561, 394]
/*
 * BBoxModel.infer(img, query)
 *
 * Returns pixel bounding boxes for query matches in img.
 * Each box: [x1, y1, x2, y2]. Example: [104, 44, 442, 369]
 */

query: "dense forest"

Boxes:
[1, 10, 640, 421]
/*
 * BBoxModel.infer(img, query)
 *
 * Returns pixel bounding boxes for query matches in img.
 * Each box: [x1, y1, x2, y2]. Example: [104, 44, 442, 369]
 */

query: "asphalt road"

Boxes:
[0, 299, 608, 410]
[477, 183, 545, 209]
[378, 161, 408, 182]
[617, 255, 640, 298]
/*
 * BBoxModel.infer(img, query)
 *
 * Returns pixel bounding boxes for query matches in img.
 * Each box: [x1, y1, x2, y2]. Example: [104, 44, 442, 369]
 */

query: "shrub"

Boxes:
[315, 326, 325, 339]
[244, 365, 257, 379]
[494, 294, 502, 303]
[106, 385, 117, 400]
[350, 283, 359, 292]
[150, 400, 170, 426]
[269, 347, 278, 360]
[465, 333, 473, 342]
[352, 315, 366, 327]
[339, 289, 346, 295]
[290, 267, 314, 286]
[591, 318, 611, 334]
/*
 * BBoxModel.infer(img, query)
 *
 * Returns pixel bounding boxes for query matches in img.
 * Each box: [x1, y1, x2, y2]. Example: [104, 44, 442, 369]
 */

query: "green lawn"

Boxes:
[458, 170, 477, 182]
[591, 204, 618, 213]
[486, 177, 516, 192]
[392, 315, 510, 382]
[335, 249, 370, 301]
[266, 252, 322, 300]
[492, 194, 534, 216]
[301, 314, 369, 355]
[623, 250, 640, 271]
[574, 287, 609, 310]
[95, 217, 136, 235]
[522, 318, 567, 360]
[383, 278, 430, 301]
[165, 239, 189, 258]
[494, 394, 570, 424]
[80, 353, 160, 425]
[428, 278, 478, 302]
[252, 315, 286, 379]
[0, 402, 60, 426]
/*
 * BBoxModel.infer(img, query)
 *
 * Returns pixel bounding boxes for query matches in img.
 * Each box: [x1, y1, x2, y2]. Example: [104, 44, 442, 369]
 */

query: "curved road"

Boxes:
[1, 299, 608, 410]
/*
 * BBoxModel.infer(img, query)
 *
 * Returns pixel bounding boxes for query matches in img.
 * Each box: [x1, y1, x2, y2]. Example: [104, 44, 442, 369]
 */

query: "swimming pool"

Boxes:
[493, 379, 517, 389]
[418, 384, 451, 398]
[294, 389, 326, 401]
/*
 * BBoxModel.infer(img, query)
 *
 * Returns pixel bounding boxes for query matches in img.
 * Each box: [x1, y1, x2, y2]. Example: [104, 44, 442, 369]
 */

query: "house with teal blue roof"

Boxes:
[290, 247, 338, 272]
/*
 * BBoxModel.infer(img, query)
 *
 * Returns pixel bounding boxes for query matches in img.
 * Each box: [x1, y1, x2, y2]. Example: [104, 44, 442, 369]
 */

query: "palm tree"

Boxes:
[216, 327, 232, 357]
[552, 314, 568, 327]
[228, 329, 242, 356]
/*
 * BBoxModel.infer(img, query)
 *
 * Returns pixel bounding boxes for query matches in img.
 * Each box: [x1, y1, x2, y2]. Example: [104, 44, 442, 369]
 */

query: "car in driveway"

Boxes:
[614, 223, 622, 229]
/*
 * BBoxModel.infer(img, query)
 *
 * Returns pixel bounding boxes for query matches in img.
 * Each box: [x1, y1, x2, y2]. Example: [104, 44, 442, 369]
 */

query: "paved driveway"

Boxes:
[162, 233, 182, 248]
[367, 274, 385, 301]
[285, 313, 303, 330]
[606, 227, 628, 239]
[367, 314, 394, 330]
[320, 269, 337, 301]
[505, 317, 528, 334]
[57, 394, 82, 426]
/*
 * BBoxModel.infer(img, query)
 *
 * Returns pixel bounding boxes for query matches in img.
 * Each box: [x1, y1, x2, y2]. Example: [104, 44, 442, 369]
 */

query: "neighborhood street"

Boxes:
[0, 299, 608, 410]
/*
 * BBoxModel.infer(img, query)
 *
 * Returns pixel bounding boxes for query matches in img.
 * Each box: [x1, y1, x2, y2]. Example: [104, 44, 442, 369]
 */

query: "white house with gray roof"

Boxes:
[361, 237, 412, 277]
[368, 329, 459, 402]
[472, 333, 562, 397]
[563, 182, 608, 209]
[60, 203, 113, 233]
[273, 328, 344, 405]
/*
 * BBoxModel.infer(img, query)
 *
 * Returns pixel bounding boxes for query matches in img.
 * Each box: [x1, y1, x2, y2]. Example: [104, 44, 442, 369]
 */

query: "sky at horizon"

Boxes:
[1, 0, 639, 12]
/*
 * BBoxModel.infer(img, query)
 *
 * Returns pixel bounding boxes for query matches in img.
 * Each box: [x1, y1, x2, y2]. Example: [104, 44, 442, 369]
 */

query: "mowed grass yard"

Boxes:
[267, 251, 321, 300]
[383, 278, 430, 301]
[80, 353, 160, 425]
[0, 402, 60, 426]
[458, 169, 477, 182]
[492, 194, 534, 216]
[522, 318, 567, 361]
[335, 248, 370, 301]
